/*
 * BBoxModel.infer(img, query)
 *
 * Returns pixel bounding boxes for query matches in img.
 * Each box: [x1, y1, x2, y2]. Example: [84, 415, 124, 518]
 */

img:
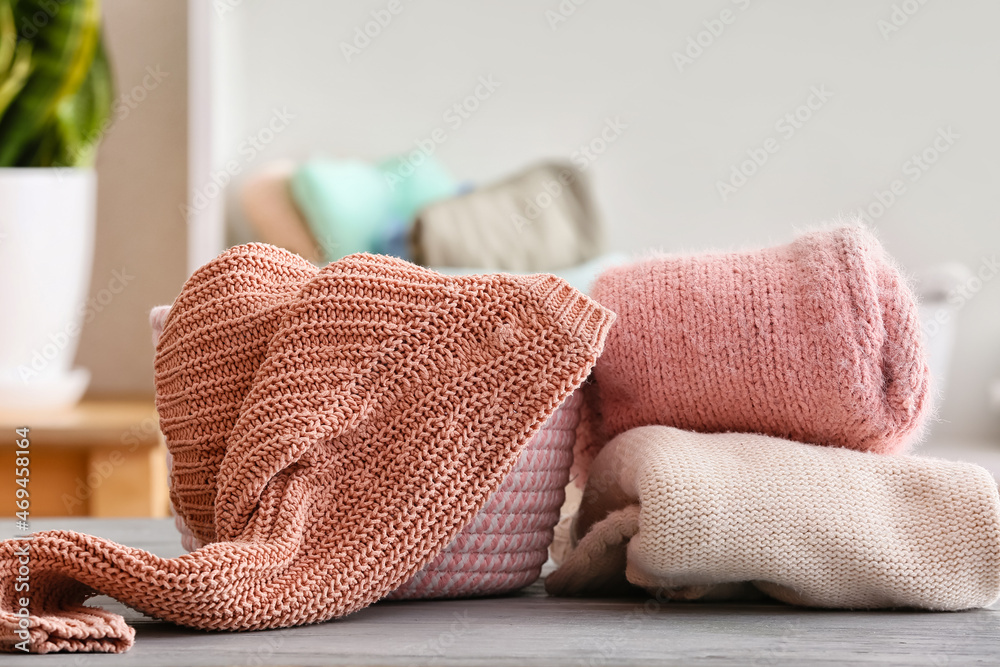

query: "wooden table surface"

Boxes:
[2, 518, 998, 666]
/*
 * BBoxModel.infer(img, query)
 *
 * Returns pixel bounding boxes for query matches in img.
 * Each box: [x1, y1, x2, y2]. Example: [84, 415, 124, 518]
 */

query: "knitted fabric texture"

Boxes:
[154, 331, 582, 600]
[388, 391, 582, 599]
[0, 245, 614, 654]
[162, 396, 582, 599]
[152, 304, 581, 599]
[548, 426, 1000, 610]
[164, 399, 580, 600]
[574, 225, 930, 482]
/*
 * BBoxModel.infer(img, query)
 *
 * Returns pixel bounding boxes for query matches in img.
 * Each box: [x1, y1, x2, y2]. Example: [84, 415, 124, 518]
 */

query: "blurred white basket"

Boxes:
[916, 262, 971, 401]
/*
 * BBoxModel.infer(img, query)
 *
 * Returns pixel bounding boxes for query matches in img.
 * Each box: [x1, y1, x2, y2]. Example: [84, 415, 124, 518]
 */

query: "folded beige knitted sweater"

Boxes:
[547, 426, 1000, 609]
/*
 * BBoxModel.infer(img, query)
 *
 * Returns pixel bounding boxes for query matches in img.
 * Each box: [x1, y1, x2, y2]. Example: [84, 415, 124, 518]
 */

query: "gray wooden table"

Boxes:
[2, 518, 998, 666]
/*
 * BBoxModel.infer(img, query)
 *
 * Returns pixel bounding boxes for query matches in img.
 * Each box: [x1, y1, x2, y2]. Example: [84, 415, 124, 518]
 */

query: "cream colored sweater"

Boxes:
[547, 426, 1000, 610]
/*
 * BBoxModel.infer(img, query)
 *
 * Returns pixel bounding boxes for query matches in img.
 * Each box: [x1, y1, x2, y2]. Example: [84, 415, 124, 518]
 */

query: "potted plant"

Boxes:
[0, 0, 113, 409]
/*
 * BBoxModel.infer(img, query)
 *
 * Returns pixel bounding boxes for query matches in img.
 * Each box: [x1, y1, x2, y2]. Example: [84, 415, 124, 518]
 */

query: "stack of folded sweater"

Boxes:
[548, 225, 1000, 609]
[2, 225, 997, 657]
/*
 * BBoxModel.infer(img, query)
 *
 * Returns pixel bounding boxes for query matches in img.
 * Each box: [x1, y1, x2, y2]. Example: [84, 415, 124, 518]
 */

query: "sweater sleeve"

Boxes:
[1, 472, 318, 653]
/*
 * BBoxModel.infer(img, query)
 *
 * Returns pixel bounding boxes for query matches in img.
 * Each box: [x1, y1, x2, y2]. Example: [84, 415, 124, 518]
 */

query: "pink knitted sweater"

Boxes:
[0, 246, 614, 653]
[574, 225, 931, 480]
[156, 298, 584, 599]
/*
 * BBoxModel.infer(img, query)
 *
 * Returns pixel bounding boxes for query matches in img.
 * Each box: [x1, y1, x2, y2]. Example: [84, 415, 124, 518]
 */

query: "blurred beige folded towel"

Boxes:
[411, 161, 603, 271]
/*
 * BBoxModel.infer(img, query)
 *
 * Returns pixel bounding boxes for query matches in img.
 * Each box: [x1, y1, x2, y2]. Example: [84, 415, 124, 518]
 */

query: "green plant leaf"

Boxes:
[51, 30, 111, 166]
[23, 116, 62, 166]
[0, 0, 34, 125]
[0, 0, 102, 166]
[1, 0, 16, 72]
[0, 40, 31, 123]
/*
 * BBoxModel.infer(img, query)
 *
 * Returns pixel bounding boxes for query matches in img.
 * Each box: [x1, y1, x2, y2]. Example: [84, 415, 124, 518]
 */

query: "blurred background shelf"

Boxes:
[0, 400, 170, 518]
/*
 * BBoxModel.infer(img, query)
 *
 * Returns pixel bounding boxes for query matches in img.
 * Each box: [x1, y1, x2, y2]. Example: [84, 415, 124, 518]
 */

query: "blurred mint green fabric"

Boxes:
[291, 155, 457, 262]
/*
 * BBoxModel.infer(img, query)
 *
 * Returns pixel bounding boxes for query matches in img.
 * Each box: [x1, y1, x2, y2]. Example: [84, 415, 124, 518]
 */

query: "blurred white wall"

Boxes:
[209, 0, 1000, 443]
[76, 0, 188, 397]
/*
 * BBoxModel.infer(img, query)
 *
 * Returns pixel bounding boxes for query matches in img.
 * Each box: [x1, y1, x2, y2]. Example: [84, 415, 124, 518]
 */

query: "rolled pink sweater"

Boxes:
[576, 225, 931, 480]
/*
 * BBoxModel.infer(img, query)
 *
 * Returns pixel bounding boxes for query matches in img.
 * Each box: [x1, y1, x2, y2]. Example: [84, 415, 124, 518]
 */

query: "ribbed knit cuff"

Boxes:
[1, 606, 135, 654]
[523, 274, 616, 351]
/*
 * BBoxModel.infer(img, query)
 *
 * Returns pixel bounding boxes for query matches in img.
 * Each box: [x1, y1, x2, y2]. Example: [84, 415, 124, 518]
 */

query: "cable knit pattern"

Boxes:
[574, 225, 931, 482]
[0, 245, 614, 653]
[548, 426, 1000, 610]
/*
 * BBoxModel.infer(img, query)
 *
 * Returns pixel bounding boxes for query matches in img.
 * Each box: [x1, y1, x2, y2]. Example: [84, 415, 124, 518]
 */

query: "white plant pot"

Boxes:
[0, 168, 96, 409]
